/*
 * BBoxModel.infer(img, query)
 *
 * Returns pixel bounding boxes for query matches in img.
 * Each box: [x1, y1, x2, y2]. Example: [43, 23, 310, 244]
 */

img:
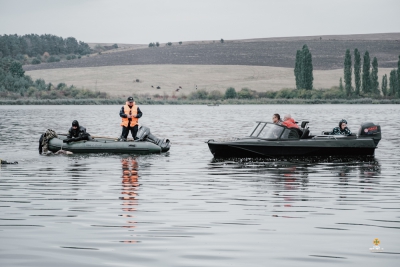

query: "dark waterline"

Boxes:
[1, 105, 399, 267]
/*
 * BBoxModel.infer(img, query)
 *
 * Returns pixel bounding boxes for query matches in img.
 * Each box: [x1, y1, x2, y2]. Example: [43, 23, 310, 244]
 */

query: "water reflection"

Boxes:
[66, 161, 90, 178]
[120, 157, 139, 243]
[209, 156, 381, 190]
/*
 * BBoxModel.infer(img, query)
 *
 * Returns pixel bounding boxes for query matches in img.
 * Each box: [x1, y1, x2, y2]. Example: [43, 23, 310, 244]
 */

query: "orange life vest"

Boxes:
[121, 104, 138, 127]
[282, 118, 299, 129]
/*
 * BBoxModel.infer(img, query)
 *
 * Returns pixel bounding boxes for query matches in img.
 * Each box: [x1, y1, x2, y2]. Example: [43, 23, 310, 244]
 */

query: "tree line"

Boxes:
[0, 57, 107, 99]
[294, 44, 400, 98]
[343, 49, 400, 97]
[0, 34, 92, 62]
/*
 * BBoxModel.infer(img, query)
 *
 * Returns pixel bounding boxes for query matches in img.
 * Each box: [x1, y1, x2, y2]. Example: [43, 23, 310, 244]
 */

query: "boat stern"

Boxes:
[358, 122, 381, 146]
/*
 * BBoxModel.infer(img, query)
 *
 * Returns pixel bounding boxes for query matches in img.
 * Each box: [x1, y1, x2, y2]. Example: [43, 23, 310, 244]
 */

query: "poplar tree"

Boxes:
[339, 77, 344, 91]
[301, 45, 313, 90]
[398, 55, 400, 94]
[381, 74, 388, 96]
[362, 51, 371, 93]
[389, 69, 398, 97]
[344, 49, 352, 96]
[354, 49, 361, 95]
[294, 50, 302, 89]
[370, 57, 379, 94]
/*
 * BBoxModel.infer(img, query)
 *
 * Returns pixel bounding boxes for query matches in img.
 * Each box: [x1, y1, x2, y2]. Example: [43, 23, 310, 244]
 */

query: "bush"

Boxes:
[275, 88, 296, 99]
[237, 87, 255, 99]
[57, 83, 66, 89]
[208, 90, 223, 100]
[31, 58, 41, 65]
[66, 54, 76, 60]
[179, 41, 182, 45]
[9, 61, 25, 77]
[322, 87, 347, 99]
[167, 42, 172, 46]
[15, 54, 25, 62]
[189, 89, 208, 100]
[258, 91, 277, 98]
[225, 87, 237, 99]
[34, 79, 46, 90]
[47, 56, 60, 62]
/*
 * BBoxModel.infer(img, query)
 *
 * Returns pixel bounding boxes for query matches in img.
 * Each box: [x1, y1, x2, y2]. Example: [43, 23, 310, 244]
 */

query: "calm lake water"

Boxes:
[1, 104, 399, 267]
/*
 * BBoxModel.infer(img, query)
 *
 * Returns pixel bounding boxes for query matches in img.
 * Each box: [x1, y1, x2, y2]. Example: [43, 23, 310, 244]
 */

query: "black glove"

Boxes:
[63, 138, 72, 143]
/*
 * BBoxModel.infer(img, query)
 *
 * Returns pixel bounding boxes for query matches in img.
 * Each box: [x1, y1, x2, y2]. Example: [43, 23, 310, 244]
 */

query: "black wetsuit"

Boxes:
[64, 125, 91, 143]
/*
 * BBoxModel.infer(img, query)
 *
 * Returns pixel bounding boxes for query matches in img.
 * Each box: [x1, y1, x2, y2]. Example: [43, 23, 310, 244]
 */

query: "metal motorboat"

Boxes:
[207, 121, 381, 158]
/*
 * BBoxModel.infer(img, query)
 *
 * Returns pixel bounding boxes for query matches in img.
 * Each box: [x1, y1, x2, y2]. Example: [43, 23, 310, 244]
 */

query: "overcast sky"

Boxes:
[1, 0, 399, 44]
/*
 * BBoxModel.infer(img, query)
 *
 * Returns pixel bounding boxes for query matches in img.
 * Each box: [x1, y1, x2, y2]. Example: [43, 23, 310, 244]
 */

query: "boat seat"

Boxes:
[300, 129, 310, 139]
[286, 128, 302, 139]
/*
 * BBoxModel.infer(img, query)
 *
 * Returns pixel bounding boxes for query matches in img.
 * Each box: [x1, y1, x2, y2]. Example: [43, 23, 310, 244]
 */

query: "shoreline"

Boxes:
[1, 98, 399, 105]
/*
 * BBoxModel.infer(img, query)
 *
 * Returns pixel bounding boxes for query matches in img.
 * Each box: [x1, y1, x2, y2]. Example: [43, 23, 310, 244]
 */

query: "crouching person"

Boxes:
[63, 120, 92, 143]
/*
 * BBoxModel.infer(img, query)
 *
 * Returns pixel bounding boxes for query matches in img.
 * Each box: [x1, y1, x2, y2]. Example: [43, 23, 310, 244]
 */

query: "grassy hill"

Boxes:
[24, 33, 400, 71]
[24, 33, 400, 97]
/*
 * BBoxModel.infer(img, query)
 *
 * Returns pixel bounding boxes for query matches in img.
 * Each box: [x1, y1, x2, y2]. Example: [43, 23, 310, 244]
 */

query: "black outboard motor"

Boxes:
[358, 122, 381, 146]
[136, 126, 171, 152]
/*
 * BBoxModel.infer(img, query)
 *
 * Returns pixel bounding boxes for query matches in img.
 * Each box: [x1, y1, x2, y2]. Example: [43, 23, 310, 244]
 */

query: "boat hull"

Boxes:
[48, 137, 163, 154]
[207, 138, 377, 158]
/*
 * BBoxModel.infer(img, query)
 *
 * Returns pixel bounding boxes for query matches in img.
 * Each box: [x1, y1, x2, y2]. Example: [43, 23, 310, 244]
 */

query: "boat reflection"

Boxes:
[209, 156, 381, 190]
[120, 157, 140, 244]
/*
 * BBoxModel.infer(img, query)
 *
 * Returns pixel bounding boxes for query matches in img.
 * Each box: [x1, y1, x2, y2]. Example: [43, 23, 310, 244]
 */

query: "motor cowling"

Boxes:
[136, 126, 171, 152]
[358, 122, 381, 146]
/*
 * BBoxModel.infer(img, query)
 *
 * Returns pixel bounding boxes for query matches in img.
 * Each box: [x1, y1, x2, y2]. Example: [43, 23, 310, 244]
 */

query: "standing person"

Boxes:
[282, 114, 299, 129]
[119, 96, 143, 141]
[330, 119, 352, 136]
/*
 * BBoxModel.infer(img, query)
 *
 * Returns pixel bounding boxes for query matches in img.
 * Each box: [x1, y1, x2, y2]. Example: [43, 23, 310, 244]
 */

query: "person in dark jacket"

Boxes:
[119, 96, 143, 141]
[330, 119, 352, 136]
[63, 120, 91, 143]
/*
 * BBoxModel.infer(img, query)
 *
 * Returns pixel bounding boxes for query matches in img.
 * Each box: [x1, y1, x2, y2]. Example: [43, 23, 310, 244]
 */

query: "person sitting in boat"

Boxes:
[272, 113, 283, 125]
[282, 114, 299, 129]
[63, 120, 92, 143]
[119, 96, 143, 141]
[330, 119, 352, 136]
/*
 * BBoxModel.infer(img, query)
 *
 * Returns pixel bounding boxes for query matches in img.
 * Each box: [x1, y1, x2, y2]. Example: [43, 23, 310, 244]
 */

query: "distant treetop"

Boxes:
[0, 33, 92, 59]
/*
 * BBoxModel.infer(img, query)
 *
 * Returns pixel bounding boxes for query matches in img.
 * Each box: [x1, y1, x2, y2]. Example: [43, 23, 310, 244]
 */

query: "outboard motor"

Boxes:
[358, 122, 381, 146]
[136, 126, 171, 152]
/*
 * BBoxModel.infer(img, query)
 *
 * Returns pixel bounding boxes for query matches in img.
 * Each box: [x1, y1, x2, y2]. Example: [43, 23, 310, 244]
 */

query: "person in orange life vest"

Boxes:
[281, 114, 299, 129]
[119, 96, 143, 141]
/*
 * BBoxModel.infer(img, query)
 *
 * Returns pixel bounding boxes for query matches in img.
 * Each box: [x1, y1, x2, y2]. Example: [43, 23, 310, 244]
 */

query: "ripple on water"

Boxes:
[1, 105, 400, 266]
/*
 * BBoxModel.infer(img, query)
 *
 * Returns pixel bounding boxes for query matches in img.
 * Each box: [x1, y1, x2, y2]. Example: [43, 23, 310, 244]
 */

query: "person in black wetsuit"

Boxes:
[63, 120, 91, 143]
[330, 119, 352, 136]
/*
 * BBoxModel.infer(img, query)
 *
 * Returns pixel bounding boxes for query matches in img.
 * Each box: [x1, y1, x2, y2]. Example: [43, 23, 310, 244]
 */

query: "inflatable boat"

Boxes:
[207, 121, 381, 158]
[44, 126, 170, 154]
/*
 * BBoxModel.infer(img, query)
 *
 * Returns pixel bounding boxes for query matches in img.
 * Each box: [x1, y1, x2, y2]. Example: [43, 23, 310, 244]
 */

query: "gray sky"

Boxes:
[1, 0, 399, 44]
